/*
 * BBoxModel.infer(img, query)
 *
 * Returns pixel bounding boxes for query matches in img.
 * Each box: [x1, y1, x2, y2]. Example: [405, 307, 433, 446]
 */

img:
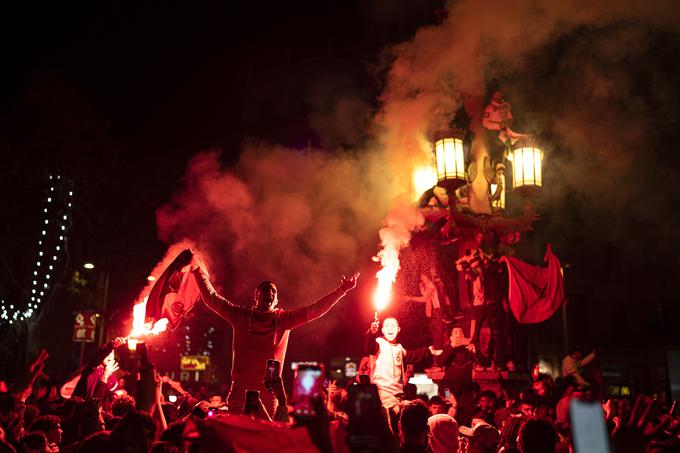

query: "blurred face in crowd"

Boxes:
[254, 282, 278, 311]
[47, 423, 63, 445]
[381, 318, 400, 343]
[429, 402, 446, 416]
[209, 395, 223, 407]
[103, 351, 115, 367]
[450, 327, 465, 346]
[478, 395, 495, 412]
[532, 380, 549, 397]
[519, 402, 534, 417]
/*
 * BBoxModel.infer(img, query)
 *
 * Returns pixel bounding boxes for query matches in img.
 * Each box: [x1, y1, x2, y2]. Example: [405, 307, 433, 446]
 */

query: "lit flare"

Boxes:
[372, 202, 424, 318]
[127, 297, 169, 350]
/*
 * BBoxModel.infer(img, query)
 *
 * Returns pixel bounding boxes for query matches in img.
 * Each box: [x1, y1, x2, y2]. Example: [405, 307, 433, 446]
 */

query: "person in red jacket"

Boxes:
[189, 252, 358, 415]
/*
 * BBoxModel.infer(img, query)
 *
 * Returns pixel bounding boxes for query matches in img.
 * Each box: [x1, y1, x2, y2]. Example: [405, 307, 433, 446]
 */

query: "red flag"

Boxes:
[145, 249, 200, 328]
[192, 415, 318, 453]
[501, 246, 565, 324]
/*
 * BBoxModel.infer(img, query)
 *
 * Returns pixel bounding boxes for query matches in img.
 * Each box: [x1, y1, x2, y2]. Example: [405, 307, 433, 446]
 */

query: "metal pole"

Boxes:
[79, 341, 85, 367]
[561, 302, 569, 356]
[98, 271, 110, 345]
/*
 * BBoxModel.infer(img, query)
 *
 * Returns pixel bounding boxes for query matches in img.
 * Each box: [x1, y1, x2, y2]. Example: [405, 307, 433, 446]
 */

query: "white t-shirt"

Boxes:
[371, 337, 406, 409]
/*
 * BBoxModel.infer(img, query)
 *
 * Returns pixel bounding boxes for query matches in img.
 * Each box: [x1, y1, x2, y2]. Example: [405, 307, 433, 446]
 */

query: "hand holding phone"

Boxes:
[244, 389, 260, 416]
[293, 364, 324, 418]
[570, 399, 610, 453]
[264, 359, 280, 392]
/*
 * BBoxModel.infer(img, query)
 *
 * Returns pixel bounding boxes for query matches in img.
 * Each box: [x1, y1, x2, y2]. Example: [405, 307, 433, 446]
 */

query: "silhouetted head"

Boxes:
[254, 281, 278, 311]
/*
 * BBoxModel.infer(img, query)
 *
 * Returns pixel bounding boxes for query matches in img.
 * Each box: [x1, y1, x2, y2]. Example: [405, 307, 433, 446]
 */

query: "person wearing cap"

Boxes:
[459, 419, 500, 453]
[428, 413, 459, 453]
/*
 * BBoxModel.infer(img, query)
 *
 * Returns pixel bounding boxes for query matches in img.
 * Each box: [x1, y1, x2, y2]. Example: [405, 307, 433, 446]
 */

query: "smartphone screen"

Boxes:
[444, 389, 451, 398]
[293, 364, 324, 418]
[570, 399, 610, 453]
[264, 359, 281, 391]
[244, 389, 260, 415]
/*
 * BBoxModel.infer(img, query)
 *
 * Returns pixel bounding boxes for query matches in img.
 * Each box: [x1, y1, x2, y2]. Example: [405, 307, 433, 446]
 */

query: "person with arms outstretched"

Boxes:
[190, 251, 359, 415]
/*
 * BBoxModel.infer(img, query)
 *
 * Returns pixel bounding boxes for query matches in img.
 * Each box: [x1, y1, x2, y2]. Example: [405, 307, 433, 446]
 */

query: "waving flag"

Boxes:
[500, 245, 565, 324]
[145, 249, 201, 328]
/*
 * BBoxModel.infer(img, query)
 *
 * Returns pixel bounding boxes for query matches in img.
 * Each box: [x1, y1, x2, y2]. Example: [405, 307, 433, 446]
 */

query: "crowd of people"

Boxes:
[1, 252, 678, 452]
[1, 324, 679, 452]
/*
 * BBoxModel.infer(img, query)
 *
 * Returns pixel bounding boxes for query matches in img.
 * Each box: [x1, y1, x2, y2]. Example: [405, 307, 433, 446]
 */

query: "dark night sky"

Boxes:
[0, 0, 443, 375]
[2, 0, 680, 386]
[0, 0, 401, 283]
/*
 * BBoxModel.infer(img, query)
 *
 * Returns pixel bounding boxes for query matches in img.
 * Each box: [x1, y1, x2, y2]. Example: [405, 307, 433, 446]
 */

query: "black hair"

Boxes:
[256, 281, 276, 293]
[479, 390, 498, 400]
[428, 396, 445, 406]
[400, 401, 430, 440]
[517, 418, 557, 453]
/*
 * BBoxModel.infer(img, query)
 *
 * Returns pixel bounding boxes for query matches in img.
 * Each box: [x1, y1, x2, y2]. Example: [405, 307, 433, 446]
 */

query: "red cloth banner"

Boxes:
[500, 246, 565, 324]
[145, 249, 200, 328]
[191, 415, 320, 453]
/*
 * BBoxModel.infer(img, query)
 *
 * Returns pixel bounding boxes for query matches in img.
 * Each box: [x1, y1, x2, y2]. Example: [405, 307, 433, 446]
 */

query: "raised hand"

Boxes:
[30, 349, 49, 375]
[102, 358, 119, 382]
[10, 349, 49, 400]
[327, 379, 338, 396]
[429, 346, 443, 356]
[340, 272, 360, 292]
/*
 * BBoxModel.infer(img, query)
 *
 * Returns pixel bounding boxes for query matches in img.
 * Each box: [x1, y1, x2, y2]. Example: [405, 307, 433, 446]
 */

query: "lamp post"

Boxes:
[433, 129, 466, 191]
[510, 138, 544, 195]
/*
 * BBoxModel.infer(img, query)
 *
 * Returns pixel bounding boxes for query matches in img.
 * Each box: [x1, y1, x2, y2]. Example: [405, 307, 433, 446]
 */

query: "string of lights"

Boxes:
[0, 174, 73, 325]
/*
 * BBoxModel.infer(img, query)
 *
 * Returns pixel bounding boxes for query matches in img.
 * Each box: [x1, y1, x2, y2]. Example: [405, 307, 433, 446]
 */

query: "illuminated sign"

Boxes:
[180, 355, 210, 371]
[72, 311, 97, 343]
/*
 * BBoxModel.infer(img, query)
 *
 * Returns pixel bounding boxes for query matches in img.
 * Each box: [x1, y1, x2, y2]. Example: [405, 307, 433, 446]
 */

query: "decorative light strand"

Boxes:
[1, 174, 73, 324]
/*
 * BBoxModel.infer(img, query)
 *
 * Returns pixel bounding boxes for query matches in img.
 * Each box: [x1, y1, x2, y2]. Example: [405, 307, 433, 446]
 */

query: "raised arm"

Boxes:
[402, 295, 427, 303]
[364, 321, 379, 356]
[191, 263, 241, 323]
[579, 350, 596, 368]
[279, 273, 359, 330]
[404, 345, 435, 366]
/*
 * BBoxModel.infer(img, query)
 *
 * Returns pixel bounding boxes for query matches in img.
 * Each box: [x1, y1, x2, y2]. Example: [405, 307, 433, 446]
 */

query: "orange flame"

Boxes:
[373, 201, 425, 315]
[126, 240, 197, 343]
[129, 297, 169, 339]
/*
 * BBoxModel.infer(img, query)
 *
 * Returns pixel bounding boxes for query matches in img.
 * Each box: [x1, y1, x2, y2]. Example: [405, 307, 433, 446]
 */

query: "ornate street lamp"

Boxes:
[433, 129, 466, 192]
[511, 138, 543, 194]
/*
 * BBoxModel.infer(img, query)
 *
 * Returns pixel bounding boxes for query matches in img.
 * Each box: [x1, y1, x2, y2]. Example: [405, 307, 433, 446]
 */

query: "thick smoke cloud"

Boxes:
[377, 0, 680, 248]
[157, 145, 401, 309]
[155, 0, 680, 337]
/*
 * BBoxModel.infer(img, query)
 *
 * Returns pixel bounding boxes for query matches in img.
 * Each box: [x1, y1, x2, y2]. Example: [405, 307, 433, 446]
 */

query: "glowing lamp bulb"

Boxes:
[83, 263, 95, 269]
